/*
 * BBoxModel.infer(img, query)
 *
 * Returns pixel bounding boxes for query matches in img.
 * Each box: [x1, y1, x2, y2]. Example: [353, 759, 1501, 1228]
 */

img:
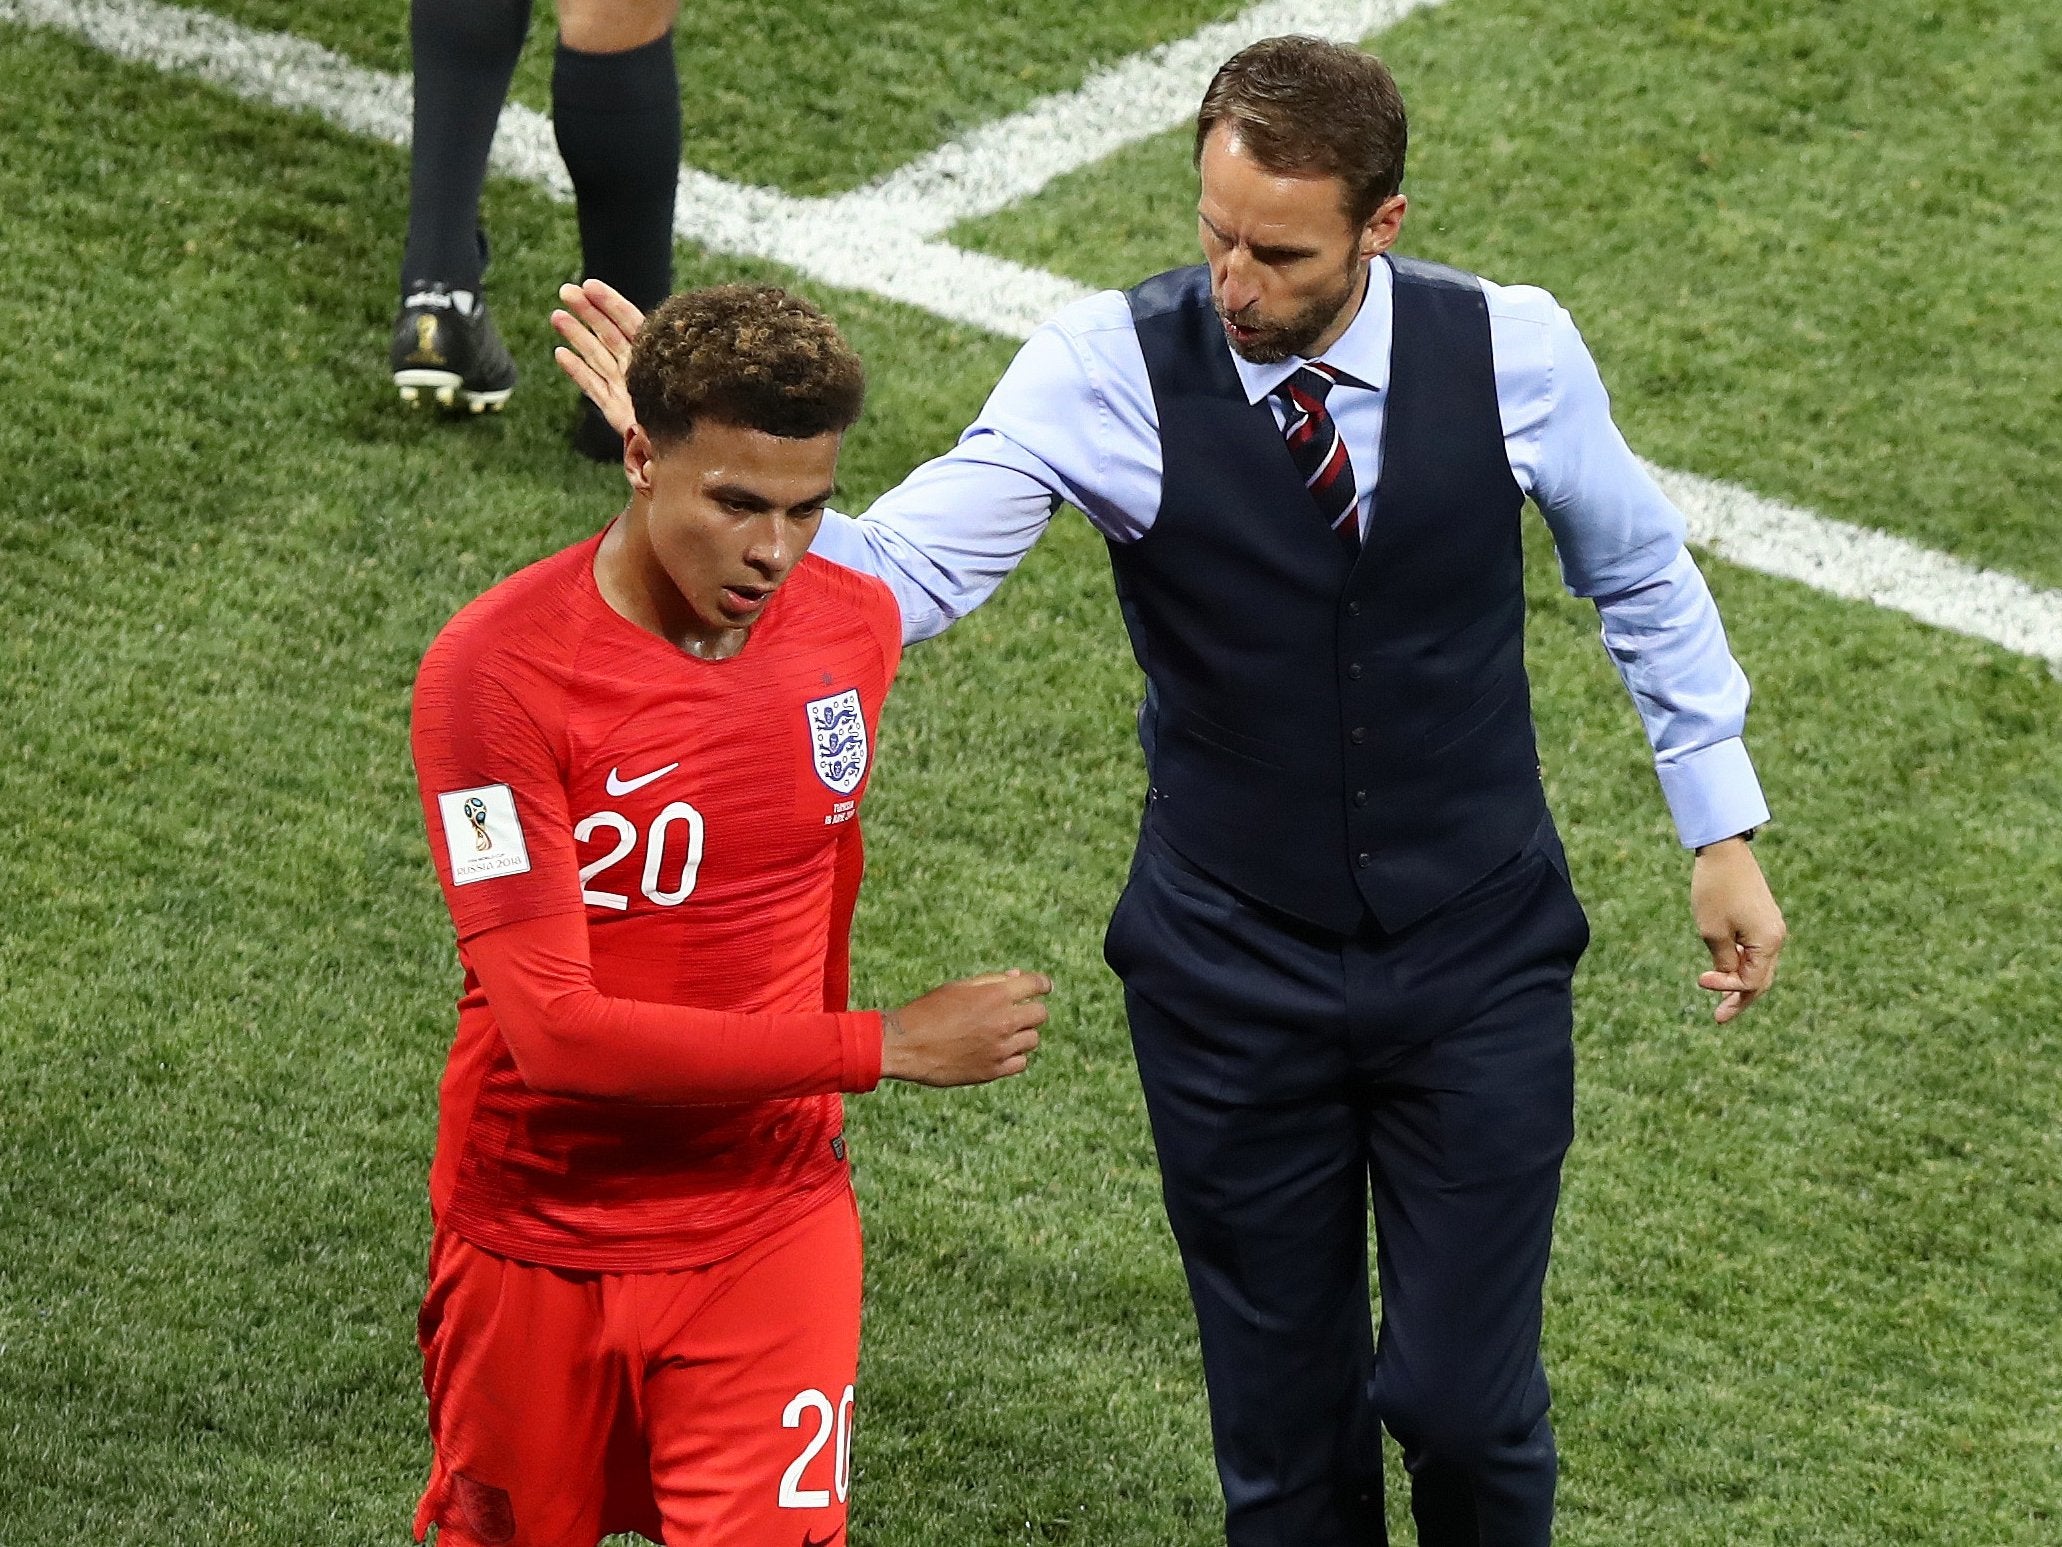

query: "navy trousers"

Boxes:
[1104, 808, 1590, 1547]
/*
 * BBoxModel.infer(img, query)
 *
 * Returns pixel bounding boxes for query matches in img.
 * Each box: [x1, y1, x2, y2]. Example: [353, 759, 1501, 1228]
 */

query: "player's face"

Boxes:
[630, 418, 841, 654]
[1197, 124, 1405, 364]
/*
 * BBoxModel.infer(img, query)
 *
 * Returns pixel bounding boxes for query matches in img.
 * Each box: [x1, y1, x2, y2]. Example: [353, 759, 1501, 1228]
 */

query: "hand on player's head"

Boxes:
[881, 969, 1053, 1088]
[551, 279, 647, 438]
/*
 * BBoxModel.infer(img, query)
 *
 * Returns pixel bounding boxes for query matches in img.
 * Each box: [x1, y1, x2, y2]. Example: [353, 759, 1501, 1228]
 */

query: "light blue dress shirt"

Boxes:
[814, 259, 1769, 849]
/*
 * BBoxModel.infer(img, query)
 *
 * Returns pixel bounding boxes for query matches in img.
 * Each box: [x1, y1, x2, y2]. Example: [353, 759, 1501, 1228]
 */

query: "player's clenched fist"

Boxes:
[880, 969, 1053, 1087]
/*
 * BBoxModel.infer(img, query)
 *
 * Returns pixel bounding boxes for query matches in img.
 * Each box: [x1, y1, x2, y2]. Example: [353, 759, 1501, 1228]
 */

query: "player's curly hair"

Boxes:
[628, 283, 866, 447]
[1195, 36, 1408, 225]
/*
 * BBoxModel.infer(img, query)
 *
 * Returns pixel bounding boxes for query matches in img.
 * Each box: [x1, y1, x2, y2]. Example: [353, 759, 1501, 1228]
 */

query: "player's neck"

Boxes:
[593, 507, 751, 660]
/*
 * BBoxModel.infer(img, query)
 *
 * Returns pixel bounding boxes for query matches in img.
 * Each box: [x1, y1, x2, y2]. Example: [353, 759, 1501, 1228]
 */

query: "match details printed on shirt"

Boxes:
[437, 782, 532, 885]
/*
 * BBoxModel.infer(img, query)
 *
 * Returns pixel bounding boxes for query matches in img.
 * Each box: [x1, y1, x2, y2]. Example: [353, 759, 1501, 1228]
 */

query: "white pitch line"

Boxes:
[4, 0, 2060, 672]
[1649, 463, 2062, 671]
[827, 0, 1446, 238]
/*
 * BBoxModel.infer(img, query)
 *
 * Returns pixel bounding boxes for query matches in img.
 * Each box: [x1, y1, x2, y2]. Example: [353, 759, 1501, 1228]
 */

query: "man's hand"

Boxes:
[881, 969, 1053, 1087]
[1691, 837, 1787, 1024]
[550, 279, 646, 437]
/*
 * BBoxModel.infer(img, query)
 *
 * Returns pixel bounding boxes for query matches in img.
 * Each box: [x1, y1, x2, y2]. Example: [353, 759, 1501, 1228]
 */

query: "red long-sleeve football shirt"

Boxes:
[411, 529, 900, 1271]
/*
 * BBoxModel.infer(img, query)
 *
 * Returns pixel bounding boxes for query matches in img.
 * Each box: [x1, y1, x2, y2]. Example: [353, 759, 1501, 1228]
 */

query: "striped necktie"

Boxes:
[1273, 361, 1361, 553]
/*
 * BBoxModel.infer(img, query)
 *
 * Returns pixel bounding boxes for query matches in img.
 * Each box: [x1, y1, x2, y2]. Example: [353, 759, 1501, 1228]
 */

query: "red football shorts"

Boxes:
[413, 1187, 861, 1547]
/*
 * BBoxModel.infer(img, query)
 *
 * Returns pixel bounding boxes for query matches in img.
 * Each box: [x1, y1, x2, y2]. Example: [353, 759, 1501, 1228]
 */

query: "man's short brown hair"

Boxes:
[628, 283, 866, 448]
[1194, 36, 1409, 225]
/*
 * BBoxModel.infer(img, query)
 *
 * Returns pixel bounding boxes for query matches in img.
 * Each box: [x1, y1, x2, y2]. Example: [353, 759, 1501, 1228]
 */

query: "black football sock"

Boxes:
[398, 0, 533, 295]
[551, 32, 681, 313]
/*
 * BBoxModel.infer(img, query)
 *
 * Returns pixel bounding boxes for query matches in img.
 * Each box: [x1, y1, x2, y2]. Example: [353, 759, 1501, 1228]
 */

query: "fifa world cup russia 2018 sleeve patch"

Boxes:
[437, 783, 533, 884]
[806, 688, 868, 795]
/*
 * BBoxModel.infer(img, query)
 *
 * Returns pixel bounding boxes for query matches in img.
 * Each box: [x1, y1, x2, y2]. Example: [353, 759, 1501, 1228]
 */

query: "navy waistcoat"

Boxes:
[1115, 255, 1547, 933]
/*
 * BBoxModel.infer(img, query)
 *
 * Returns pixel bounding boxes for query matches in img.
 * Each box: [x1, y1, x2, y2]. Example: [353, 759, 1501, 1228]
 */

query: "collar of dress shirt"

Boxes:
[1227, 255, 1395, 406]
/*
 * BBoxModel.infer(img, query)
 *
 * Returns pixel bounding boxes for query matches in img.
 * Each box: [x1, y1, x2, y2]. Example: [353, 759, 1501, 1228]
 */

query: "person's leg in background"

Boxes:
[390, 0, 531, 412]
[552, 0, 682, 460]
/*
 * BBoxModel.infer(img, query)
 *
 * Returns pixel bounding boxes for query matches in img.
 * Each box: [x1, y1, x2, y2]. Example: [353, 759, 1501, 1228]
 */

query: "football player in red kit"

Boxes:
[409, 283, 1052, 1547]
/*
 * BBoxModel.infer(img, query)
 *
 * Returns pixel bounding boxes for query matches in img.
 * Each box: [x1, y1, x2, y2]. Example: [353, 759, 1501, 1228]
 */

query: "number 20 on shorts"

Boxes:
[779, 1385, 855, 1509]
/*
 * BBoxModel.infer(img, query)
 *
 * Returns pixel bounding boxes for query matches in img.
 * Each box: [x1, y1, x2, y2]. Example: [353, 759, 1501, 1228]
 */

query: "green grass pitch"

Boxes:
[1, 1, 2058, 1542]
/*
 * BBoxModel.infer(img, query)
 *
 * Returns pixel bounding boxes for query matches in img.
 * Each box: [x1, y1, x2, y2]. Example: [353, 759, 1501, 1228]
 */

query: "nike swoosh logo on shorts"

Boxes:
[801, 1530, 843, 1547]
[605, 762, 679, 796]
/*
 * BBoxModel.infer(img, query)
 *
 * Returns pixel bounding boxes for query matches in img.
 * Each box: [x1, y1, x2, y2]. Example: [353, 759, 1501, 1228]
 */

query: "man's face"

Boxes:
[629, 418, 841, 653]
[1196, 124, 1403, 364]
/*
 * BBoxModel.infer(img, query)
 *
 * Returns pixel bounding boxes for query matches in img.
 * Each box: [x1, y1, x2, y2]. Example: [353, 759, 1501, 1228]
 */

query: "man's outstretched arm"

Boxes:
[553, 278, 1151, 644]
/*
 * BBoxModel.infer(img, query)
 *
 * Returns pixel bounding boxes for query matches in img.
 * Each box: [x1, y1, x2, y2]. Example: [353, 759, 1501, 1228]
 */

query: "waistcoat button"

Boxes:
[1350, 726, 1367, 744]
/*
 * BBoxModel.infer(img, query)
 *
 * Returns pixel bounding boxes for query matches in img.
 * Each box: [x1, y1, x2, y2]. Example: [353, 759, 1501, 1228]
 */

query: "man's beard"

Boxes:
[1215, 262, 1362, 365]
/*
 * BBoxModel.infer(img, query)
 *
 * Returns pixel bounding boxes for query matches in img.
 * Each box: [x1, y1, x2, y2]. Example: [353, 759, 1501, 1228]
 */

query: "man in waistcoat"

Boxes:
[551, 35, 1787, 1546]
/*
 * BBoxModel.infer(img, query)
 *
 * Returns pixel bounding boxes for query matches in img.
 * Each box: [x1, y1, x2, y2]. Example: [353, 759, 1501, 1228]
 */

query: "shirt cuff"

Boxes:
[840, 1010, 885, 1093]
[1656, 737, 1771, 849]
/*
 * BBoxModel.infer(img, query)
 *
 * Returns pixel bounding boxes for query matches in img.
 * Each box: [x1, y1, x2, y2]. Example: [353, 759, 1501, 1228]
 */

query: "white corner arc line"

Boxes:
[474, 98, 1096, 338]
[826, 0, 1447, 238]
[5, 0, 2061, 673]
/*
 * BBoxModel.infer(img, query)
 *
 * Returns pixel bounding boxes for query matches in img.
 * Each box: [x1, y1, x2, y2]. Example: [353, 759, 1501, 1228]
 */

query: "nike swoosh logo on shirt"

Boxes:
[605, 762, 679, 796]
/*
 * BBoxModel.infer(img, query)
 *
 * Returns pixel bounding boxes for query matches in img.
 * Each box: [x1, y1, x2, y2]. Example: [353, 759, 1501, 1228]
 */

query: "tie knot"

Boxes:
[1277, 364, 1337, 407]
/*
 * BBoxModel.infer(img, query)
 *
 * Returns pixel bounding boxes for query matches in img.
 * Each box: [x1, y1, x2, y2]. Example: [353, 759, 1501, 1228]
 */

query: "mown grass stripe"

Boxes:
[4, 0, 2058, 674]
[0, 0, 1088, 338]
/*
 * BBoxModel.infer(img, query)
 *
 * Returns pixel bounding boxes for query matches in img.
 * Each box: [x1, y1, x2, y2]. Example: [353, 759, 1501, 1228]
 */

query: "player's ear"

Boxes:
[624, 424, 655, 496]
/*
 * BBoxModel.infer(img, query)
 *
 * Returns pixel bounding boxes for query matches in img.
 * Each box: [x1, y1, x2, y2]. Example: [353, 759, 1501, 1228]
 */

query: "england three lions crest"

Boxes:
[807, 688, 869, 795]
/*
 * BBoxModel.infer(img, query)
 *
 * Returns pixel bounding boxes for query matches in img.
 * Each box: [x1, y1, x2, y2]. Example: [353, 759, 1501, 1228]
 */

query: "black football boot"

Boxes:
[390, 283, 518, 413]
